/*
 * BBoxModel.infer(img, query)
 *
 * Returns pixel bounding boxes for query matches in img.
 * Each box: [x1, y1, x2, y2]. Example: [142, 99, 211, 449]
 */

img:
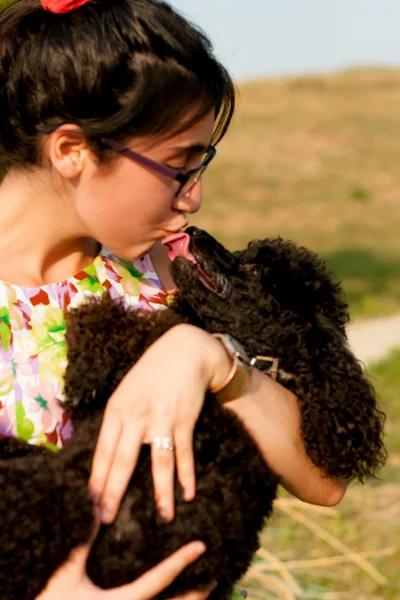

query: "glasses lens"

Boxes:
[176, 146, 216, 198]
[177, 167, 205, 198]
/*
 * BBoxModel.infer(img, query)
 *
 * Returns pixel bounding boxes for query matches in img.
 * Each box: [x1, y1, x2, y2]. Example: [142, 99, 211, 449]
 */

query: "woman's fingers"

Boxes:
[150, 431, 176, 521]
[174, 427, 196, 502]
[87, 325, 213, 527]
[91, 417, 196, 523]
[89, 406, 123, 501]
[149, 420, 197, 520]
[97, 422, 144, 524]
[105, 541, 207, 600]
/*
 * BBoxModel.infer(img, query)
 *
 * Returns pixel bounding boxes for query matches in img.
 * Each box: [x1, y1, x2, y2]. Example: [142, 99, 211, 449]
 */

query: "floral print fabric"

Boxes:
[0, 248, 168, 449]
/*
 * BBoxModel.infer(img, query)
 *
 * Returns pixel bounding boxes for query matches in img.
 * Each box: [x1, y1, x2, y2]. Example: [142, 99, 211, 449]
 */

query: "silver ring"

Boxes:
[151, 436, 174, 452]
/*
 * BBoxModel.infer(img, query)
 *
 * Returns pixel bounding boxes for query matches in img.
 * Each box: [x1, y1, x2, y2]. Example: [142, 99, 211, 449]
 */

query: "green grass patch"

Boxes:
[240, 349, 400, 599]
[324, 248, 400, 317]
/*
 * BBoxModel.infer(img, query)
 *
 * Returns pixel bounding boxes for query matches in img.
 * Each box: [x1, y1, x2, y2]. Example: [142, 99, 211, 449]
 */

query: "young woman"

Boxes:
[0, 0, 347, 597]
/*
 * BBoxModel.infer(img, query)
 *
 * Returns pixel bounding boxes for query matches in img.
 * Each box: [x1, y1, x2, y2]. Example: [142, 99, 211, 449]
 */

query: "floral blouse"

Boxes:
[0, 248, 168, 450]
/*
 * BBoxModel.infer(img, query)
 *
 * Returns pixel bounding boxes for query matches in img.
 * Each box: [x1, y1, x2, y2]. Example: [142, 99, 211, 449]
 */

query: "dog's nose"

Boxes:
[186, 226, 203, 237]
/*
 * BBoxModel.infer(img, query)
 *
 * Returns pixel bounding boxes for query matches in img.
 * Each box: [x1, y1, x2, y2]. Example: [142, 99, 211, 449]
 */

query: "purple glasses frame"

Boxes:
[103, 139, 217, 198]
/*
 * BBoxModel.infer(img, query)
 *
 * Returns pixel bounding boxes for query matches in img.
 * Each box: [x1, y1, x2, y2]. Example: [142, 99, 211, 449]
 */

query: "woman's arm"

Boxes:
[151, 242, 348, 506]
[90, 324, 347, 527]
[225, 368, 347, 506]
[150, 241, 348, 506]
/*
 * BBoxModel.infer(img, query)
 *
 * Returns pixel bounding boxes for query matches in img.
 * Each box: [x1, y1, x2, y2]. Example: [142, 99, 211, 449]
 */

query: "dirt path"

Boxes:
[347, 313, 400, 365]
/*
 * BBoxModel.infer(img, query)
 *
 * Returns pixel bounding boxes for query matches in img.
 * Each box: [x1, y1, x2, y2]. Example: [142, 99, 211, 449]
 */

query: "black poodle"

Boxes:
[0, 227, 385, 600]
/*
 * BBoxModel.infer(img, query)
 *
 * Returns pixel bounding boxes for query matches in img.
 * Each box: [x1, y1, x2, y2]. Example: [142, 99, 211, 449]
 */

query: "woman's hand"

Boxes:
[36, 537, 211, 600]
[89, 324, 231, 524]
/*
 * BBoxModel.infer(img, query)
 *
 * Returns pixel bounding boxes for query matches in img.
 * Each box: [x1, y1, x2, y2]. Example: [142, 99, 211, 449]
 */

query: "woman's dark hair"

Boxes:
[0, 0, 235, 176]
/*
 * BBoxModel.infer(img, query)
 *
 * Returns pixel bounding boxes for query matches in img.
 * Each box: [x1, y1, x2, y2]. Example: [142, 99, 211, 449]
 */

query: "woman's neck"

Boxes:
[149, 242, 177, 293]
[0, 170, 99, 286]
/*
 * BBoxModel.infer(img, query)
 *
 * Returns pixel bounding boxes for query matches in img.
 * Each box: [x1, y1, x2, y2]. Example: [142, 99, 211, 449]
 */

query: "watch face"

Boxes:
[231, 337, 248, 358]
[220, 334, 250, 364]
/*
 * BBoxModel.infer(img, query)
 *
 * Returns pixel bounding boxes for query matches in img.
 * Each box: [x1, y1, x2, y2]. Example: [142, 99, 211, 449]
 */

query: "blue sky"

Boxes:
[170, 0, 400, 81]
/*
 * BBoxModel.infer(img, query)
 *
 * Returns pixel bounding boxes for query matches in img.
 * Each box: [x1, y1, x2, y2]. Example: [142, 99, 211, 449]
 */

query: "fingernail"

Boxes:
[192, 541, 206, 555]
[183, 486, 195, 502]
[101, 507, 113, 524]
[159, 508, 173, 523]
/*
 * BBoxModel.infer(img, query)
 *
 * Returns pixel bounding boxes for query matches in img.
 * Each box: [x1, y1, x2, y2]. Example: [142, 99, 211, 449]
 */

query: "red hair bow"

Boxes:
[41, 0, 92, 14]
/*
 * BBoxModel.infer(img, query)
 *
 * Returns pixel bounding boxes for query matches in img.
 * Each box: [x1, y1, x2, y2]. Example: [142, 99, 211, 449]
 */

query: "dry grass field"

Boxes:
[193, 69, 400, 317]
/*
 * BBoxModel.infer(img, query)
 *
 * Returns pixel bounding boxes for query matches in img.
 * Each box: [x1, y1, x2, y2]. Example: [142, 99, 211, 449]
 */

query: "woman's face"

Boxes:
[73, 111, 216, 260]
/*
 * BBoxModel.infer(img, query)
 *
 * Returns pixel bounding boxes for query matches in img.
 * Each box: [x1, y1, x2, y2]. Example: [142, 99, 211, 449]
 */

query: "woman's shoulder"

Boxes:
[0, 247, 170, 323]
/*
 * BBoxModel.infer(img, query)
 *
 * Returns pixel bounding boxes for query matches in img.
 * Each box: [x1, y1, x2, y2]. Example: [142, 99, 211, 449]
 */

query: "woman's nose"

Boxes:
[172, 179, 203, 215]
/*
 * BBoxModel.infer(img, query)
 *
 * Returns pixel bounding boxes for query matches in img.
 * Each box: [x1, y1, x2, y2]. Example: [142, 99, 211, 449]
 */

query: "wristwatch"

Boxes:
[210, 333, 253, 403]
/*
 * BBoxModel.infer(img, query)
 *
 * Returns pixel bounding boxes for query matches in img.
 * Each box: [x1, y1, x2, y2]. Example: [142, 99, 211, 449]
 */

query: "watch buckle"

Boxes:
[250, 355, 280, 380]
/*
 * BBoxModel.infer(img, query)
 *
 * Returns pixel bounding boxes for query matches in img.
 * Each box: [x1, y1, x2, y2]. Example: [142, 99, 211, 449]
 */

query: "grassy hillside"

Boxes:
[193, 68, 400, 317]
[239, 349, 400, 600]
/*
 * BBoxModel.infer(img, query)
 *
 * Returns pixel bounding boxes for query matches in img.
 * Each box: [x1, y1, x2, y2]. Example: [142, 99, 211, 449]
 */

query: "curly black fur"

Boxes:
[0, 227, 386, 600]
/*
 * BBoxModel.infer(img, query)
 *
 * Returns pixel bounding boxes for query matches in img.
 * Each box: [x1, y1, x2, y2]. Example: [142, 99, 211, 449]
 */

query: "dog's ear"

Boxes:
[239, 238, 350, 332]
[299, 334, 387, 482]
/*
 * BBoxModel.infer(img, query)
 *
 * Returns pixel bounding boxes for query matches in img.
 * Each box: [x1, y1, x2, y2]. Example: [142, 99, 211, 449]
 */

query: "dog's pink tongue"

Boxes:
[162, 232, 196, 263]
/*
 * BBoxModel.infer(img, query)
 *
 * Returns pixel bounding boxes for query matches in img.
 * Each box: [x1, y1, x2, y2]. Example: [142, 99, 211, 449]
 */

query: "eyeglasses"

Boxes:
[103, 139, 216, 198]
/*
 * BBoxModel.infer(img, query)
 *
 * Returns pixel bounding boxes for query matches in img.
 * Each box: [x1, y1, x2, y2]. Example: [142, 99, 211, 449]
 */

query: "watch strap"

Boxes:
[210, 334, 252, 403]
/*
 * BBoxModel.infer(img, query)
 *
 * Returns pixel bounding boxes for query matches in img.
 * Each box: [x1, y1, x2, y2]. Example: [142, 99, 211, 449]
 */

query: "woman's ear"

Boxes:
[42, 124, 91, 179]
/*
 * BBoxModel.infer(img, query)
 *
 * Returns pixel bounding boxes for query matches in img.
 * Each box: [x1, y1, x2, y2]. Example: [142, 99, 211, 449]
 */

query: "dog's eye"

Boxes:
[243, 264, 260, 275]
